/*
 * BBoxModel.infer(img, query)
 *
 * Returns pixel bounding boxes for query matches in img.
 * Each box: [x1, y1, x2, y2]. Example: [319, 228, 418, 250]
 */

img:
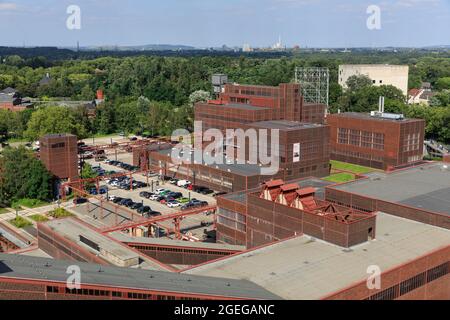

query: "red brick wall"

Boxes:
[323, 246, 450, 300]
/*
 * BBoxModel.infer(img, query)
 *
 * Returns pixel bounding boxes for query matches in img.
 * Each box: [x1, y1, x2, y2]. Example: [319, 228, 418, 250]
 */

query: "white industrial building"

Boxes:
[339, 64, 409, 96]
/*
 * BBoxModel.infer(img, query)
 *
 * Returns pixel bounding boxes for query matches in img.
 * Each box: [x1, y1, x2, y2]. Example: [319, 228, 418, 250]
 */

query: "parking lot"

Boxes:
[71, 154, 217, 238]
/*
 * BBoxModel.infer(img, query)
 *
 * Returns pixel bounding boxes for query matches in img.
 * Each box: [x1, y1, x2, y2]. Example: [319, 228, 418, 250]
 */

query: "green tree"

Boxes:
[345, 75, 373, 91]
[0, 146, 53, 206]
[24, 105, 88, 141]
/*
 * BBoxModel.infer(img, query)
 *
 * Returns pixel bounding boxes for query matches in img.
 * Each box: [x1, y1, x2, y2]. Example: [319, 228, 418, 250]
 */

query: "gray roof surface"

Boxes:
[212, 103, 269, 111]
[250, 120, 325, 131]
[185, 212, 450, 300]
[156, 148, 264, 177]
[0, 253, 281, 300]
[331, 112, 419, 123]
[44, 218, 168, 271]
[331, 163, 450, 215]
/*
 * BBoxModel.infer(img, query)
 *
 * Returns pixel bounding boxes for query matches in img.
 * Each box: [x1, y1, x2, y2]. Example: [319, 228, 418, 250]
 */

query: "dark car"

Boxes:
[180, 203, 195, 211]
[139, 191, 151, 198]
[73, 197, 88, 205]
[200, 189, 214, 195]
[148, 211, 162, 217]
[119, 198, 132, 206]
[99, 187, 108, 194]
[167, 192, 182, 199]
[131, 202, 143, 210]
[112, 197, 123, 204]
[126, 201, 136, 208]
[137, 206, 151, 214]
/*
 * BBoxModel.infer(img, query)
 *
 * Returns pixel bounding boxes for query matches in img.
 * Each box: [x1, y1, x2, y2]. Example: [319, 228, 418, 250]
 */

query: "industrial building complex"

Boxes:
[0, 74, 448, 301]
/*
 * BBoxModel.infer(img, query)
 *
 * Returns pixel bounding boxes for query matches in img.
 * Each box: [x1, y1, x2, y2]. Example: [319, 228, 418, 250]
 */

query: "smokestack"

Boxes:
[379, 96, 385, 113]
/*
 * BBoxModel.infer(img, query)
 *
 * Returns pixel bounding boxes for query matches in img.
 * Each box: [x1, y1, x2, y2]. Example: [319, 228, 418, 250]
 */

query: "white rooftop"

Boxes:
[184, 212, 450, 300]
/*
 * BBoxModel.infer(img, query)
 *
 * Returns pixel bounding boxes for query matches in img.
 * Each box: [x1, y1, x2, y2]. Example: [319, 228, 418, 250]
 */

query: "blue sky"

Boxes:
[0, 0, 449, 48]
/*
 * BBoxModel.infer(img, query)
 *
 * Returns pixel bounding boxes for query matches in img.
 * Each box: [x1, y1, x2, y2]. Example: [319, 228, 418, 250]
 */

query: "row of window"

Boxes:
[47, 286, 201, 300]
[338, 128, 384, 150]
[365, 262, 449, 300]
[130, 245, 231, 256]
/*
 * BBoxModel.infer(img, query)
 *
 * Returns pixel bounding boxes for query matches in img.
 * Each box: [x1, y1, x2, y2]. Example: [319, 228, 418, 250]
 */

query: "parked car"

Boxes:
[131, 202, 143, 210]
[177, 180, 191, 187]
[137, 206, 151, 214]
[169, 178, 179, 185]
[181, 203, 195, 211]
[125, 201, 136, 208]
[149, 194, 160, 201]
[167, 201, 180, 208]
[155, 188, 166, 195]
[139, 191, 151, 198]
[147, 211, 161, 217]
[112, 197, 123, 204]
[99, 187, 108, 194]
[119, 198, 132, 206]
[178, 197, 190, 204]
[73, 197, 88, 205]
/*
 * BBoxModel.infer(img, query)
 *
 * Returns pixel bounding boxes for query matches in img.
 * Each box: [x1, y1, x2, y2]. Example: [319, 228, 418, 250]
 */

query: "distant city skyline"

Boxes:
[0, 0, 449, 48]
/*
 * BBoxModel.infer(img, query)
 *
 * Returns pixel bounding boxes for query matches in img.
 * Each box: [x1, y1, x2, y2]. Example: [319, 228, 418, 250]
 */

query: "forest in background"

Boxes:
[0, 49, 449, 143]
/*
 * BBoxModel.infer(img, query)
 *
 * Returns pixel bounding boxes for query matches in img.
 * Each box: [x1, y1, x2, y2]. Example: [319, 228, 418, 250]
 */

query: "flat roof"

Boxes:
[110, 232, 245, 251]
[185, 212, 450, 300]
[329, 112, 420, 123]
[43, 219, 169, 271]
[331, 163, 450, 216]
[0, 253, 281, 300]
[249, 120, 325, 131]
[207, 103, 269, 111]
[156, 148, 265, 177]
[45, 218, 138, 261]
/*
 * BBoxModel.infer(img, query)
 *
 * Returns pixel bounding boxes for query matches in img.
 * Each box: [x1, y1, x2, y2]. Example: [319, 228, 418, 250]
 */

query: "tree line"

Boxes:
[0, 52, 449, 143]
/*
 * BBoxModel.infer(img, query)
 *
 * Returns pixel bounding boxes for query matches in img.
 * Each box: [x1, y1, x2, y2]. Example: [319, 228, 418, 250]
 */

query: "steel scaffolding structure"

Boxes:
[295, 67, 330, 106]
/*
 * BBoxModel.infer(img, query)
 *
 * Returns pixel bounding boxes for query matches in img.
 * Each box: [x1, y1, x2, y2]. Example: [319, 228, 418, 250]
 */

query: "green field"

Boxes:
[12, 198, 50, 209]
[9, 216, 32, 229]
[323, 173, 356, 183]
[330, 160, 375, 174]
[0, 208, 9, 215]
[29, 214, 49, 222]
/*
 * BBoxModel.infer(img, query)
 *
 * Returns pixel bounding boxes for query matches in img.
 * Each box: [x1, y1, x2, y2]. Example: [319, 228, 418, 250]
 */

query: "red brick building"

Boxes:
[195, 83, 326, 132]
[216, 178, 376, 248]
[39, 134, 78, 181]
[327, 112, 425, 170]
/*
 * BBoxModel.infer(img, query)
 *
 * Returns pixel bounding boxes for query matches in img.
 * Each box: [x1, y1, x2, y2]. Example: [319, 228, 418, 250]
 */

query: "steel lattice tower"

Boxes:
[295, 67, 330, 106]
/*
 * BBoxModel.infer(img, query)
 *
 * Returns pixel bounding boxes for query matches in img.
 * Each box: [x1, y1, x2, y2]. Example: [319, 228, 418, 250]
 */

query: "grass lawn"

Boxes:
[9, 216, 32, 229]
[0, 208, 9, 215]
[48, 208, 74, 219]
[330, 160, 375, 174]
[29, 214, 49, 222]
[323, 172, 356, 183]
[13, 198, 50, 209]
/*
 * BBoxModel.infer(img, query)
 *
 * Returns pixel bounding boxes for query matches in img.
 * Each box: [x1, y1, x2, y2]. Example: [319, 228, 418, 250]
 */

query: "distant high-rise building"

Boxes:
[272, 35, 285, 51]
[242, 44, 253, 52]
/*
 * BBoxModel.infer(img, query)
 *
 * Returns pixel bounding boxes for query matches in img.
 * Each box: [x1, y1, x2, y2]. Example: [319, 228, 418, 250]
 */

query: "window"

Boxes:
[400, 273, 425, 296]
